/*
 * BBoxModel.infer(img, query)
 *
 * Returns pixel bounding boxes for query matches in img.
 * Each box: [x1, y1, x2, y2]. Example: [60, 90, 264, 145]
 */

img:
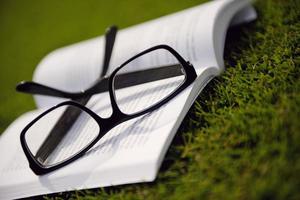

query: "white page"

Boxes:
[0, 0, 256, 199]
[0, 67, 213, 199]
[33, 0, 256, 109]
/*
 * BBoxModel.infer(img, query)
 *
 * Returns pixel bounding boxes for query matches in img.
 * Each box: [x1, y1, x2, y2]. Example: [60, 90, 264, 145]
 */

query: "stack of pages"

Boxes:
[0, 0, 256, 199]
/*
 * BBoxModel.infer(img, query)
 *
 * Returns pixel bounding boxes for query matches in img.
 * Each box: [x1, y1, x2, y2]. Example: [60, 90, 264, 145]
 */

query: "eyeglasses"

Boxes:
[18, 26, 197, 175]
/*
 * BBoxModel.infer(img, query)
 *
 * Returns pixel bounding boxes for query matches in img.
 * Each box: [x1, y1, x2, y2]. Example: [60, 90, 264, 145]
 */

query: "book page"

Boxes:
[0, 67, 214, 200]
[33, 0, 255, 109]
[0, 0, 256, 199]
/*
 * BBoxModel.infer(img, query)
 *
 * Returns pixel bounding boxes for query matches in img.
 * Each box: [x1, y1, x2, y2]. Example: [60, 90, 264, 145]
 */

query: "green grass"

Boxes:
[0, 0, 299, 199]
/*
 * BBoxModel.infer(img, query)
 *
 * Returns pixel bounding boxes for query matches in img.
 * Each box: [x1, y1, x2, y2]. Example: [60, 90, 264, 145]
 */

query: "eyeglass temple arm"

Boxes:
[16, 81, 85, 99]
[16, 26, 118, 99]
[16, 64, 184, 99]
[101, 25, 117, 77]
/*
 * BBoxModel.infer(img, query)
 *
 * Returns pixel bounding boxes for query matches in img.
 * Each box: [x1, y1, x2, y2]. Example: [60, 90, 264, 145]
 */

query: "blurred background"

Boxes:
[0, 0, 207, 133]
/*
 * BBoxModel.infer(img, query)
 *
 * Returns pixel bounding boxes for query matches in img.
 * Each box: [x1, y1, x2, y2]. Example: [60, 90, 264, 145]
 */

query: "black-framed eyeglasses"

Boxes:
[18, 26, 197, 175]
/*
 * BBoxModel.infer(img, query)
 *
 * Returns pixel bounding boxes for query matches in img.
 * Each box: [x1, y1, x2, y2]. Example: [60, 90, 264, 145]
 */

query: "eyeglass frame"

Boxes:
[20, 45, 197, 175]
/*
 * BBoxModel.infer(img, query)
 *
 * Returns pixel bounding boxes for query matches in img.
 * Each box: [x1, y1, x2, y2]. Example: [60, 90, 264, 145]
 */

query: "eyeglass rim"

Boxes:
[20, 44, 197, 175]
[109, 44, 195, 117]
[20, 101, 103, 175]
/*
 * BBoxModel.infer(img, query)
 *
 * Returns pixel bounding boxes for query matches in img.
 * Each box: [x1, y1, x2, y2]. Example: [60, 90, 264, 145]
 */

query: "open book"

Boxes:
[0, 0, 256, 199]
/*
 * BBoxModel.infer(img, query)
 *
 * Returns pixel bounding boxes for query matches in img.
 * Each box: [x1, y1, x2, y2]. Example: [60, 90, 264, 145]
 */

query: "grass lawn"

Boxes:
[0, 0, 299, 199]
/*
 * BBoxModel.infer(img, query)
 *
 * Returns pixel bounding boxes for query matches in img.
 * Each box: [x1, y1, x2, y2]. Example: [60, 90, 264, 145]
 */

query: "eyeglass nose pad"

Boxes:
[187, 61, 193, 67]
[181, 68, 185, 74]
[107, 70, 123, 116]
